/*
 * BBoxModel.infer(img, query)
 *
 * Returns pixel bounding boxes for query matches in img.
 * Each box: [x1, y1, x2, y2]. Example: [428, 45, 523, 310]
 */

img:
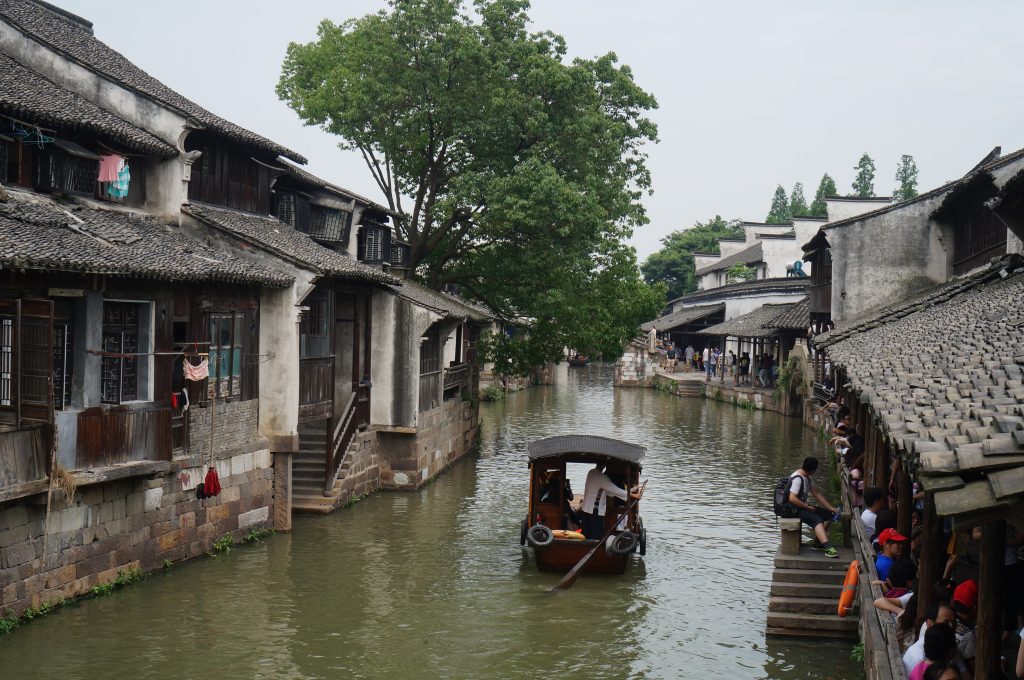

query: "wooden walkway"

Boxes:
[767, 544, 860, 639]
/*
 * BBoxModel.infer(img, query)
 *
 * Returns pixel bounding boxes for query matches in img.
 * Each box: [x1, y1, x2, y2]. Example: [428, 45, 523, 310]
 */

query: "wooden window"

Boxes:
[952, 202, 1007, 275]
[101, 302, 140, 404]
[53, 319, 73, 411]
[419, 325, 442, 413]
[185, 134, 270, 213]
[0, 299, 54, 424]
[209, 312, 243, 399]
[359, 223, 391, 263]
[277, 193, 295, 226]
[0, 316, 12, 407]
[390, 242, 410, 266]
[300, 295, 329, 338]
[309, 206, 347, 242]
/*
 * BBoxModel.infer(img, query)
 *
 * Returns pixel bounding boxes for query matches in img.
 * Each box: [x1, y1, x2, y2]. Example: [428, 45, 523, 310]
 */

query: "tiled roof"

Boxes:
[388, 278, 492, 321]
[0, 190, 290, 286]
[0, 52, 176, 157]
[0, 0, 305, 163]
[182, 202, 398, 285]
[696, 303, 798, 338]
[695, 242, 763, 275]
[641, 303, 723, 332]
[824, 254, 1024, 520]
[276, 158, 394, 216]
[669, 276, 810, 306]
[767, 297, 809, 331]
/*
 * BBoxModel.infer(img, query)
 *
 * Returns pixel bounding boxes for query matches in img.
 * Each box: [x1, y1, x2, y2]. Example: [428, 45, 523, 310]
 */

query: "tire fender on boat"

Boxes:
[527, 524, 554, 548]
[838, 560, 859, 618]
[607, 530, 638, 556]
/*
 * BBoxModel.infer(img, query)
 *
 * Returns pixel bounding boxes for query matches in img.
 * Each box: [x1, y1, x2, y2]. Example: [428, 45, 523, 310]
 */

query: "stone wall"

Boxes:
[378, 398, 478, 490]
[0, 446, 274, 616]
[330, 429, 381, 508]
[186, 398, 260, 463]
[615, 341, 658, 387]
[703, 382, 784, 413]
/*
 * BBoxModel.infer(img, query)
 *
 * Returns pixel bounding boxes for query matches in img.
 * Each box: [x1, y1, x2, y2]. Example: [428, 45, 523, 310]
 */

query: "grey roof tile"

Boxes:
[387, 278, 493, 321]
[0, 0, 305, 162]
[694, 242, 763, 275]
[697, 302, 799, 338]
[0, 52, 175, 157]
[182, 202, 398, 285]
[640, 303, 724, 332]
[0, 190, 290, 285]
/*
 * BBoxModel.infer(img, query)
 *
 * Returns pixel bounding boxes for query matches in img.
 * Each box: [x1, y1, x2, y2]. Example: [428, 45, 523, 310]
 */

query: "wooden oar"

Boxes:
[550, 480, 647, 592]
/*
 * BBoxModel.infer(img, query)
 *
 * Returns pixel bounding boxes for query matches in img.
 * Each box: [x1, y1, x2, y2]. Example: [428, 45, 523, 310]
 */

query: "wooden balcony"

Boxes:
[76, 405, 172, 468]
[0, 424, 49, 502]
[299, 356, 334, 422]
[443, 363, 470, 392]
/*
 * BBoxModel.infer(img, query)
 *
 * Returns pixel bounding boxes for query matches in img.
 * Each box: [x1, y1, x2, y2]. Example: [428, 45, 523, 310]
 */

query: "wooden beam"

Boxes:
[976, 520, 1004, 679]
[897, 460, 913, 539]
[916, 495, 946, 626]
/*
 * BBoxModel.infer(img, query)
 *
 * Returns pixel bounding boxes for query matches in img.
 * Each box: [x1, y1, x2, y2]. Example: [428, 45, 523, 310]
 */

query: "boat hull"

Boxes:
[532, 539, 630, 574]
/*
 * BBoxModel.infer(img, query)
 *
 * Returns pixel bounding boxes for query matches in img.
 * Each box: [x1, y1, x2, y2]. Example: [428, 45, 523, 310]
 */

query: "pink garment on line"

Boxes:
[183, 357, 209, 381]
[98, 154, 123, 182]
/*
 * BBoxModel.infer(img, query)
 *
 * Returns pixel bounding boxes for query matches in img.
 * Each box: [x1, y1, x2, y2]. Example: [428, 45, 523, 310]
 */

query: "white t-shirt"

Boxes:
[582, 468, 628, 516]
[902, 622, 928, 675]
[861, 508, 878, 538]
[790, 471, 813, 504]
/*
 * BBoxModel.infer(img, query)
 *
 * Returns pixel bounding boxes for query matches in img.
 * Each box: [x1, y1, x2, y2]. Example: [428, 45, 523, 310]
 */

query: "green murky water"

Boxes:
[0, 363, 861, 679]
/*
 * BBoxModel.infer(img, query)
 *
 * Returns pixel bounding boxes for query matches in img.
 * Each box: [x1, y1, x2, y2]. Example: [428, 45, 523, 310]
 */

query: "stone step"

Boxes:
[769, 596, 841, 615]
[773, 547, 856, 571]
[771, 568, 846, 585]
[770, 581, 843, 598]
[293, 470, 325, 483]
[765, 625, 857, 640]
[765, 612, 858, 635]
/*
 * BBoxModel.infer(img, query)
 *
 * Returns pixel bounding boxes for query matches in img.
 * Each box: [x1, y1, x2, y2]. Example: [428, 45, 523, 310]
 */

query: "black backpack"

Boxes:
[773, 474, 800, 517]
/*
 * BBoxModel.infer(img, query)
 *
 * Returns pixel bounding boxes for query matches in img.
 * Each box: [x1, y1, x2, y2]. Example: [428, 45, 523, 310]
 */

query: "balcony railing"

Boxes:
[443, 363, 470, 392]
[75, 405, 172, 468]
[0, 424, 49, 501]
[299, 356, 334, 422]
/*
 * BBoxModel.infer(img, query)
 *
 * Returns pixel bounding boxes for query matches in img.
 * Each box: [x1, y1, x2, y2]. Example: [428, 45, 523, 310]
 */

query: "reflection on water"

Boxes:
[0, 364, 862, 679]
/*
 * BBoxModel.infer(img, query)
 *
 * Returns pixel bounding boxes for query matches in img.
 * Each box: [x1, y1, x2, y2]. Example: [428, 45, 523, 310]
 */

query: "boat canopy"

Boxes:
[527, 435, 645, 465]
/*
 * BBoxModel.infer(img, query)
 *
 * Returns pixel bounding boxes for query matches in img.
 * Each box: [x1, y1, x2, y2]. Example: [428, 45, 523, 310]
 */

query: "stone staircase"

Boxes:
[766, 546, 860, 639]
[292, 423, 334, 513]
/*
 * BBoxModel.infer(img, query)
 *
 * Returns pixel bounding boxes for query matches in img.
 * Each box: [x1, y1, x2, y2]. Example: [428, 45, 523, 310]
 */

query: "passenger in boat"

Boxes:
[539, 471, 580, 529]
[580, 463, 640, 539]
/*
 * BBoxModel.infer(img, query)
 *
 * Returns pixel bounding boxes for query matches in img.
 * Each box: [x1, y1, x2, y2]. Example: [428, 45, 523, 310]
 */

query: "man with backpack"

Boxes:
[777, 456, 840, 558]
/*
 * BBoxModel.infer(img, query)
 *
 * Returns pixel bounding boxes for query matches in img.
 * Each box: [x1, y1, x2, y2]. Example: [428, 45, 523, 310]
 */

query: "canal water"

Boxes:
[0, 364, 862, 679]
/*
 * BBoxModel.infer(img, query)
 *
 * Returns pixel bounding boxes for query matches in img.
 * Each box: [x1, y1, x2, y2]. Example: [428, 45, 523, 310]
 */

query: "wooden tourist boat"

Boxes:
[519, 435, 646, 575]
[567, 354, 590, 367]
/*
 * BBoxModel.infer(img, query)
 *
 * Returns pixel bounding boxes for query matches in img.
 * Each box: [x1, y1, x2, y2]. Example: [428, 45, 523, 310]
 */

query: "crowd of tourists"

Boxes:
[653, 337, 780, 388]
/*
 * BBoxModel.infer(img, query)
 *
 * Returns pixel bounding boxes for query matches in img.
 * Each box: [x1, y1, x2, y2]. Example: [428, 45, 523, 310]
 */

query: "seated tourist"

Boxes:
[909, 623, 957, 680]
[860, 487, 885, 538]
[875, 528, 907, 581]
[904, 602, 956, 676]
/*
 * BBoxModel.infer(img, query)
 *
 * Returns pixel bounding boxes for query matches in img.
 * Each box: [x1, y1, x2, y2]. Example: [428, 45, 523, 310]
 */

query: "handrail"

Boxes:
[324, 391, 359, 496]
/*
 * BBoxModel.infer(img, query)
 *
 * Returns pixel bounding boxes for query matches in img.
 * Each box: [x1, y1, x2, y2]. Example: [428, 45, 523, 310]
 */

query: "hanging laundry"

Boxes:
[203, 467, 222, 497]
[106, 162, 130, 198]
[98, 154, 123, 182]
[183, 357, 209, 381]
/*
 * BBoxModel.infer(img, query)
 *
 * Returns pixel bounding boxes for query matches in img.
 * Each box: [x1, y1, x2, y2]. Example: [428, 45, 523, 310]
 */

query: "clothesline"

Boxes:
[86, 349, 209, 358]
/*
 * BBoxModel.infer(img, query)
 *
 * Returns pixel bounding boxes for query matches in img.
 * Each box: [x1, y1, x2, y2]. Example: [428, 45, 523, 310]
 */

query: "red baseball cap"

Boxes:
[953, 579, 978, 609]
[878, 528, 907, 544]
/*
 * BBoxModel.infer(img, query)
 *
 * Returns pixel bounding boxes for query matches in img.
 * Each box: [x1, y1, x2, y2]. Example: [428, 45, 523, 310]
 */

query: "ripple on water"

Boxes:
[0, 364, 861, 680]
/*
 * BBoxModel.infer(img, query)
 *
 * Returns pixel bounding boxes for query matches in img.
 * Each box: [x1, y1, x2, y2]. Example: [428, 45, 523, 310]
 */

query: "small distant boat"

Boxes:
[567, 354, 589, 367]
[518, 435, 646, 575]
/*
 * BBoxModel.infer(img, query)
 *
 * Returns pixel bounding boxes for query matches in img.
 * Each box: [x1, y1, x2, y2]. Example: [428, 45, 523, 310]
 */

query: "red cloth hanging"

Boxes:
[204, 467, 221, 497]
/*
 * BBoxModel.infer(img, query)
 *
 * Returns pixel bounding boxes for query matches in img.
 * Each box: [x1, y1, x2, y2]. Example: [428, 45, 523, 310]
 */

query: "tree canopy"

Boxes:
[789, 182, 808, 217]
[809, 173, 837, 217]
[641, 215, 743, 300]
[852, 153, 876, 197]
[766, 185, 790, 224]
[277, 0, 663, 374]
[894, 154, 919, 202]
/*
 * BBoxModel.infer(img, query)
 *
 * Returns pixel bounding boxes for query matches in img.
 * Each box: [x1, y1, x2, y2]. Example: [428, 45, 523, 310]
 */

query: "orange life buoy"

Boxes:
[838, 560, 859, 618]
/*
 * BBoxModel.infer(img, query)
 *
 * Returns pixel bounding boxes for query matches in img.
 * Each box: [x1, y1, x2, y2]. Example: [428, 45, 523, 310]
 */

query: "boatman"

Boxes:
[580, 463, 640, 539]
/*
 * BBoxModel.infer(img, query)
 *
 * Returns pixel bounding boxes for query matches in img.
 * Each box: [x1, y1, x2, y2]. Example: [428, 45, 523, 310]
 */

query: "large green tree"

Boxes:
[766, 185, 790, 224]
[894, 154, 919, 202]
[852, 153, 876, 197]
[641, 215, 743, 299]
[809, 173, 837, 217]
[277, 0, 663, 373]
[789, 182, 809, 217]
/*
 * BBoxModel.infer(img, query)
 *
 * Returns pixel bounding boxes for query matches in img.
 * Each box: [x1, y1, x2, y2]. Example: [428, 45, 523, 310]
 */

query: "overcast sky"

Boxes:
[56, 0, 1024, 259]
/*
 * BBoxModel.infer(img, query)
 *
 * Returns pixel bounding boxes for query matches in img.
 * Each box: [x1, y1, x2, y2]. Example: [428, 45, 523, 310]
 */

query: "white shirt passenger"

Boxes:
[582, 467, 627, 516]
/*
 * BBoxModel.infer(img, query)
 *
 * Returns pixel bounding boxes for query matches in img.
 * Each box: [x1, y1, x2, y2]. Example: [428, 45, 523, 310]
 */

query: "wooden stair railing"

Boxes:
[324, 392, 359, 496]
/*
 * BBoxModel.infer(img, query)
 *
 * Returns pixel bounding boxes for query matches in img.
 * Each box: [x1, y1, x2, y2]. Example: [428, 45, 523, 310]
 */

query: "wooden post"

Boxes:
[916, 496, 945, 624]
[976, 520, 1005, 679]
[896, 460, 913, 539]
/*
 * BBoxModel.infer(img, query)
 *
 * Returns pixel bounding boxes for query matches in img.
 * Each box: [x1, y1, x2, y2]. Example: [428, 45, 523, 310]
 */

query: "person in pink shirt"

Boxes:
[909, 624, 956, 680]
